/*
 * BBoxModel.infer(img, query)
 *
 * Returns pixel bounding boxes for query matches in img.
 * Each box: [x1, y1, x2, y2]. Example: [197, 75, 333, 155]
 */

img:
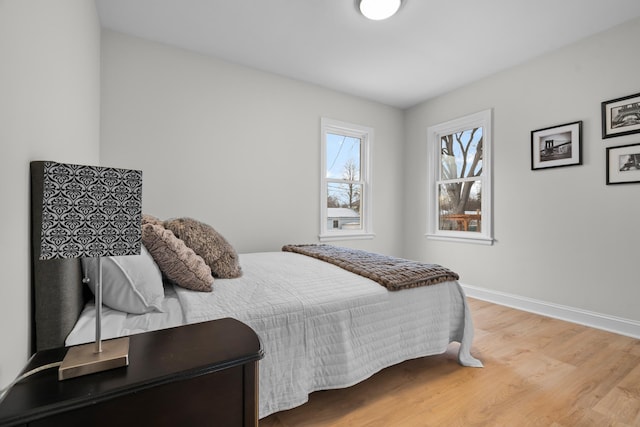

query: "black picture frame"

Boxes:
[531, 121, 582, 170]
[606, 142, 640, 185]
[601, 92, 640, 139]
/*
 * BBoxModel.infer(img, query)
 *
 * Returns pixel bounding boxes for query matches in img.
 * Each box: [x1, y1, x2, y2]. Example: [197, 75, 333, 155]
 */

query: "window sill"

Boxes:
[319, 232, 375, 242]
[425, 233, 494, 245]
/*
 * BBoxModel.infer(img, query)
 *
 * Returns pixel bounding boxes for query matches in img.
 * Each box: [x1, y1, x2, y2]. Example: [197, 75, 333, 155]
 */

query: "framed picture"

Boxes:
[601, 92, 640, 139]
[606, 143, 640, 185]
[531, 121, 582, 170]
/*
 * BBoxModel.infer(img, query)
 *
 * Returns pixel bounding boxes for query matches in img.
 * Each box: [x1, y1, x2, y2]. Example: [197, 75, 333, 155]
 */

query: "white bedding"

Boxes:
[66, 252, 481, 418]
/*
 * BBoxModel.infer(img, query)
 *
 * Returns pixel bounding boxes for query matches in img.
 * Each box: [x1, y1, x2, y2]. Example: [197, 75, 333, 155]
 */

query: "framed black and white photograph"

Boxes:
[531, 121, 582, 170]
[601, 92, 640, 139]
[606, 143, 640, 185]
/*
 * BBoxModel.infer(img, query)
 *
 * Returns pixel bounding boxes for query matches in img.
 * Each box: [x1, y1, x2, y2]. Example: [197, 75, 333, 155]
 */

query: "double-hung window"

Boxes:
[426, 109, 493, 244]
[320, 118, 373, 241]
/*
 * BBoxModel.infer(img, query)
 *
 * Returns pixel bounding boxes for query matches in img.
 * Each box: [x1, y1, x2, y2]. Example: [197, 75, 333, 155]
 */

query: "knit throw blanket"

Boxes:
[282, 244, 459, 291]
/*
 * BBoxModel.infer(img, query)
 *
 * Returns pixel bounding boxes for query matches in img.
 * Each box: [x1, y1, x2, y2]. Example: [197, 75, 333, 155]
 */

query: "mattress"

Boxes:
[66, 252, 481, 418]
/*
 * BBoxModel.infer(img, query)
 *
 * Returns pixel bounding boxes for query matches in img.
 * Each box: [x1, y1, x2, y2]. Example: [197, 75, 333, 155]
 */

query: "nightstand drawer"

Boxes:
[0, 319, 263, 427]
[31, 367, 243, 427]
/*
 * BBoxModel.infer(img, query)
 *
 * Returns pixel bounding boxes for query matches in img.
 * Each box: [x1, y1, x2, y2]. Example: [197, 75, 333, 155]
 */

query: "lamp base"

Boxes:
[59, 337, 130, 381]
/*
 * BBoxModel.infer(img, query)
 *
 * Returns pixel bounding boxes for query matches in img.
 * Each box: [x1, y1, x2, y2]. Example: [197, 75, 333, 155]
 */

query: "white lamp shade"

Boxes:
[359, 0, 402, 20]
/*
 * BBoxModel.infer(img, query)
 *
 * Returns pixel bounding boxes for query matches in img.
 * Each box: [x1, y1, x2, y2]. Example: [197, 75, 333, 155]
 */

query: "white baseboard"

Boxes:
[460, 283, 640, 339]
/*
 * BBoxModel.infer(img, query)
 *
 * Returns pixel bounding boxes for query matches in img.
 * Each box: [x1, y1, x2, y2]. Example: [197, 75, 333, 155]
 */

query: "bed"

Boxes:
[30, 167, 482, 420]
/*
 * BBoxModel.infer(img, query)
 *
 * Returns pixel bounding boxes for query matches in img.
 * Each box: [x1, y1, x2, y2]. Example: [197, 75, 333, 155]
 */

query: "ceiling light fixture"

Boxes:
[358, 0, 403, 21]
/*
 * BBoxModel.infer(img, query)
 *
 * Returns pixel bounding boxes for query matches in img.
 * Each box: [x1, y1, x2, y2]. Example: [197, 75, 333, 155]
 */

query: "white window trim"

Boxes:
[319, 118, 374, 242]
[426, 109, 493, 245]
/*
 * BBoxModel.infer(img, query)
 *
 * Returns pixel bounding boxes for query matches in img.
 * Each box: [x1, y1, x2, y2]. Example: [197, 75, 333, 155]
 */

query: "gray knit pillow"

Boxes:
[164, 217, 242, 279]
[142, 213, 164, 227]
[141, 223, 214, 292]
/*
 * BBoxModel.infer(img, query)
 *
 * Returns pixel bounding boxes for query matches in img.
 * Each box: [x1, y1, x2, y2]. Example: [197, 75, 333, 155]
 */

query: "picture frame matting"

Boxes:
[601, 92, 640, 139]
[531, 121, 582, 170]
[606, 142, 640, 185]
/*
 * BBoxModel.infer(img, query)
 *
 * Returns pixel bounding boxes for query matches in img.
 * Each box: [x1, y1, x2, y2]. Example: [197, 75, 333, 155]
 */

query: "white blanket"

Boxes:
[67, 252, 482, 419]
[174, 252, 482, 418]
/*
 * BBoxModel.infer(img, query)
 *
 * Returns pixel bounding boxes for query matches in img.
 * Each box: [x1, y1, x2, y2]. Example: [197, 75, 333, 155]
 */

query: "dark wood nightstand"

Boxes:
[0, 318, 263, 427]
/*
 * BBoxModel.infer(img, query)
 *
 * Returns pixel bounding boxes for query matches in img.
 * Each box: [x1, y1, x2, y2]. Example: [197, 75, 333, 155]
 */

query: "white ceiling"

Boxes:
[96, 0, 640, 109]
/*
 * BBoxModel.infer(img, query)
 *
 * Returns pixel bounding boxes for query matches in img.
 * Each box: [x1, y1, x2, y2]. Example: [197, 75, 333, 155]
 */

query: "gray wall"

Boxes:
[403, 18, 640, 322]
[100, 31, 405, 256]
[0, 0, 100, 388]
[1, 3, 638, 391]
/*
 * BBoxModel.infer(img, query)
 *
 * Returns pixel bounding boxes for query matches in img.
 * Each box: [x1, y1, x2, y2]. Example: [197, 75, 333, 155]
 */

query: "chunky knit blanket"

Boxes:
[282, 244, 459, 291]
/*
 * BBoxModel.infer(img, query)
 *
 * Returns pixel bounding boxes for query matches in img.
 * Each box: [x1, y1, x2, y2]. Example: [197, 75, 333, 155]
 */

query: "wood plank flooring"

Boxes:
[260, 298, 640, 426]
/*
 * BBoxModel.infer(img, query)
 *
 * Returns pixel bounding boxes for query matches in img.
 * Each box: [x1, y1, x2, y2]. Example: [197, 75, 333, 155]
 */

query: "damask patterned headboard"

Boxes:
[30, 161, 87, 352]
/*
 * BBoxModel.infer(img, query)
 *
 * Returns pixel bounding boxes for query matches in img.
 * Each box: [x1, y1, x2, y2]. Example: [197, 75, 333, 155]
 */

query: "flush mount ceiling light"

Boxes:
[358, 0, 403, 20]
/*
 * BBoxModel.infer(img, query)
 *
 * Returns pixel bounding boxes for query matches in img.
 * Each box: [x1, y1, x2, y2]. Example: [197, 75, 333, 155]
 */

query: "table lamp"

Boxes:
[37, 161, 142, 380]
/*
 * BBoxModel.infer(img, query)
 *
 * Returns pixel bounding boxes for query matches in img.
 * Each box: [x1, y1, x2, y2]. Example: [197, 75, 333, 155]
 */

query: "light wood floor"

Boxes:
[260, 298, 640, 427]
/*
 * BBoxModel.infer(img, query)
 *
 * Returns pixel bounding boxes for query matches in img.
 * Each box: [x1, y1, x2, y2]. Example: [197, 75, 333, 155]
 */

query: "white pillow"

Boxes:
[81, 245, 164, 314]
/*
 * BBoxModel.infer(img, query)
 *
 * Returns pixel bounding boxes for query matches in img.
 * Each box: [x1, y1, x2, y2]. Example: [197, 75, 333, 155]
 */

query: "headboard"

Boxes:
[30, 161, 88, 352]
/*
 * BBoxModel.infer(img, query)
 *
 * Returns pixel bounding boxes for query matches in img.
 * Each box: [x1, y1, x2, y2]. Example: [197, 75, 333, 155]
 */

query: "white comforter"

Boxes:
[67, 252, 482, 419]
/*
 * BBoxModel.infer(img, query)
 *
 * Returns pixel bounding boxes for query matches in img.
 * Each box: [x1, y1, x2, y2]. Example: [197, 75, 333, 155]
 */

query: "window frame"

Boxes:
[320, 118, 374, 241]
[426, 109, 493, 245]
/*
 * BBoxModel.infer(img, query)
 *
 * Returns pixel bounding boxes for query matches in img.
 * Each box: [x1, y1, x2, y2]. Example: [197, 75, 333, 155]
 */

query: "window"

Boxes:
[426, 109, 493, 244]
[320, 118, 374, 241]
